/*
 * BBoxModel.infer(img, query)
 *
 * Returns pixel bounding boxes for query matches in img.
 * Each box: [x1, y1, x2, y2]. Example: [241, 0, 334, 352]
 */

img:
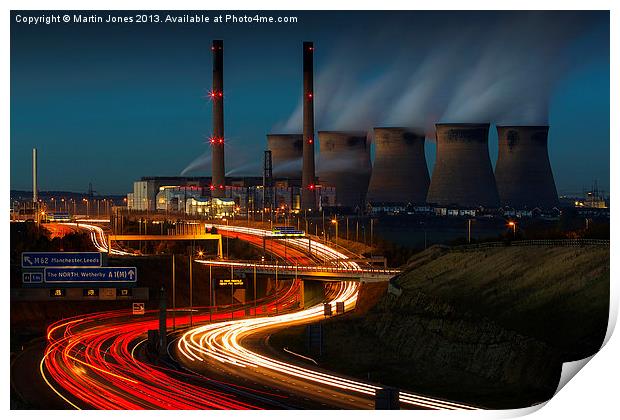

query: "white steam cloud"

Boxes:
[274, 12, 596, 137]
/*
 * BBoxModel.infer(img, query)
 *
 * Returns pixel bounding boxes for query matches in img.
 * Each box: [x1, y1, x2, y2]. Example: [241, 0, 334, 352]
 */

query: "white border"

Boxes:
[3, 2, 617, 420]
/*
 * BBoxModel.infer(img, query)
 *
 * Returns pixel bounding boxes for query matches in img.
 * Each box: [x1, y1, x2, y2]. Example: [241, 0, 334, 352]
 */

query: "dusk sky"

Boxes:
[10, 10, 609, 195]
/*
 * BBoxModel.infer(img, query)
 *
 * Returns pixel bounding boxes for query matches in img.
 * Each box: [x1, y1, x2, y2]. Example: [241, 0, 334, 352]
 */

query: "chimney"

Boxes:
[211, 40, 225, 198]
[494, 126, 559, 209]
[301, 41, 316, 211]
[426, 123, 500, 208]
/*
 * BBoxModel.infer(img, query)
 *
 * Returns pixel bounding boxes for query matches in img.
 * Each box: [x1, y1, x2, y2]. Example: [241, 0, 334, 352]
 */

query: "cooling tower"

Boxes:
[426, 123, 500, 208]
[495, 126, 559, 209]
[301, 41, 316, 211]
[211, 39, 225, 198]
[367, 127, 429, 204]
[266, 134, 303, 178]
[318, 131, 372, 209]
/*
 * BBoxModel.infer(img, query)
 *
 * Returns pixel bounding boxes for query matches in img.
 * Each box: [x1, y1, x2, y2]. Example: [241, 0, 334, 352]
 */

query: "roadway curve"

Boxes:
[40, 285, 301, 409]
[176, 224, 478, 410]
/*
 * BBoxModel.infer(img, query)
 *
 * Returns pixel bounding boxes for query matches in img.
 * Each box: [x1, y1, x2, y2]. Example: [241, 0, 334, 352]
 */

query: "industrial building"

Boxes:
[267, 134, 303, 178]
[318, 131, 372, 211]
[126, 176, 335, 218]
[426, 123, 500, 208]
[367, 127, 429, 204]
[494, 125, 559, 209]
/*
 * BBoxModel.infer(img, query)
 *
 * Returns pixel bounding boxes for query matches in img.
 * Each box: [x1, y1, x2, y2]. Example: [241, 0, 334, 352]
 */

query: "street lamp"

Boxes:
[508, 221, 517, 238]
[331, 218, 338, 242]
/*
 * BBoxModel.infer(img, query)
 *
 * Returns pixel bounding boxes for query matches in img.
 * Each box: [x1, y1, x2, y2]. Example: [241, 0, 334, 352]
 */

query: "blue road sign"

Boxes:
[22, 252, 103, 268]
[44, 267, 137, 283]
[22, 272, 43, 283]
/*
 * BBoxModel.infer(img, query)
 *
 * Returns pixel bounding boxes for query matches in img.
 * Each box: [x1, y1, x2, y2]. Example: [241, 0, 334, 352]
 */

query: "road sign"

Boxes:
[83, 288, 99, 297]
[133, 302, 145, 315]
[336, 301, 345, 314]
[22, 252, 103, 268]
[323, 303, 332, 317]
[44, 267, 137, 283]
[100, 288, 116, 300]
[217, 278, 245, 287]
[22, 272, 43, 283]
[49, 288, 66, 298]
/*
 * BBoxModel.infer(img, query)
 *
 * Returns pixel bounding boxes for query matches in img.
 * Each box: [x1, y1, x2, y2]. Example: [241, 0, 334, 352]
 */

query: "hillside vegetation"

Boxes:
[273, 244, 609, 408]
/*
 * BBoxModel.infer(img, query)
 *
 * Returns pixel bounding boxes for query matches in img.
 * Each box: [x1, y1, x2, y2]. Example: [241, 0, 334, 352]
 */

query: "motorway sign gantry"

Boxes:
[22, 252, 103, 268]
[44, 267, 137, 283]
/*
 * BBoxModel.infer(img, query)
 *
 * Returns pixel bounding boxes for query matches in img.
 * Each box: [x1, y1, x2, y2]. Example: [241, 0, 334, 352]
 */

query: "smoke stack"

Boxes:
[426, 123, 500, 208]
[301, 41, 316, 211]
[367, 127, 429, 204]
[495, 126, 559, 209]
[211, 40, 225, 198]
[266, 134, 303, 178]
[318, 131, 371, 209]
[32, 148, 38, 203]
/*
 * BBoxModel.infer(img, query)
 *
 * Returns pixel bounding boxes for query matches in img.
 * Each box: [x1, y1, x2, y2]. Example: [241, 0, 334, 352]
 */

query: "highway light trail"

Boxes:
[40, 284, 300, 409]
[58, 222, 134, 255]
[42, 221, 475, 409]
[180, 224, 478, 410]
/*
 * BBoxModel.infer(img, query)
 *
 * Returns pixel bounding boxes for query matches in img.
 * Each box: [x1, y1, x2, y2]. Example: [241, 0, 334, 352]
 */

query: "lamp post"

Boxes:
[508, 221, 517, 239]
[331, 218, 338, 243]
[467, 219, 473, 244]
[189, 254, 193, 327]
[222, 218, 229, 259]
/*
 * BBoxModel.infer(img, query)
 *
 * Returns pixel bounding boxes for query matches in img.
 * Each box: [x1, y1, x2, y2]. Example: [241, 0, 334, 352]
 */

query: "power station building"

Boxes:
[426, 123, 500, 208]
[126, 176, 335, 218]
[318, 131, 372, 211]
[367, 127, 430, 204]
[267, 134, 303, 178]
[494, 125, 559, 209]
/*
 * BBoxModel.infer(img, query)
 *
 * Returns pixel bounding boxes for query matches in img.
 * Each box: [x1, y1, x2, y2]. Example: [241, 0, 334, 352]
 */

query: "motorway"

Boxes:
[175, 224, 477, 410]
[39, 284, 300, 409]
[31, 221, 476, 410]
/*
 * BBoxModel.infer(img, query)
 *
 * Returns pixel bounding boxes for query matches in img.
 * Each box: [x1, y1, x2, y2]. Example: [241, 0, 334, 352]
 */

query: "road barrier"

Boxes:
[452, 238, 609, 251]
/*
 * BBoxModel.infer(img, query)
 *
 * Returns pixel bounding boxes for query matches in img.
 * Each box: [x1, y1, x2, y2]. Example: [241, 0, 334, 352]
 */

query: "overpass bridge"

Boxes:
[195, 259, 400, 283]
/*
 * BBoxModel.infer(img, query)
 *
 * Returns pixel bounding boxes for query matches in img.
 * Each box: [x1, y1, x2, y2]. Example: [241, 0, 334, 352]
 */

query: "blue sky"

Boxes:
[10, 10, 609, 195]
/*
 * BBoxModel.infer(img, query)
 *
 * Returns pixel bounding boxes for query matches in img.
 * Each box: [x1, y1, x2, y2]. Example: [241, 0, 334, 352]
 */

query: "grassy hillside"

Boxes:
[271, 244, 609, 408]
[399, 245, 609, 359]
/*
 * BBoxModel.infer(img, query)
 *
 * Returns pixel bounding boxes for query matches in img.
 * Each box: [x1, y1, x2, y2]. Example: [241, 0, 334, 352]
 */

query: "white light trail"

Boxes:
[179, 224, 478, 410]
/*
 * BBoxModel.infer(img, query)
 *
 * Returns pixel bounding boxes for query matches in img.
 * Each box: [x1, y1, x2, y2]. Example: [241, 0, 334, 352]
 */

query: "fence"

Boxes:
[452, 238, 609, 251]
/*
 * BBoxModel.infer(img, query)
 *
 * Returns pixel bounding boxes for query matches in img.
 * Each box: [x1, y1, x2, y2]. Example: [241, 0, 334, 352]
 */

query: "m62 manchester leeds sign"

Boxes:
[21, 252, 103, 268]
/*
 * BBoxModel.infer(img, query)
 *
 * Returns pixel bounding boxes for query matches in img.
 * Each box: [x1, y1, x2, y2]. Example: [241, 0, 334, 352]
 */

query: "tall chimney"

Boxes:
[32, 148, 38, 203]
[301, 41, 316, 211]
[211, 40, 225, 198]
